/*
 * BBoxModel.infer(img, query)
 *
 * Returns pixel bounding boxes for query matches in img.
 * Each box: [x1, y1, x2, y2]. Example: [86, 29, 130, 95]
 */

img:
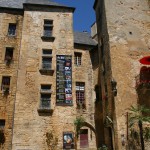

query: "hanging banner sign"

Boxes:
[56, 55, 72, 105]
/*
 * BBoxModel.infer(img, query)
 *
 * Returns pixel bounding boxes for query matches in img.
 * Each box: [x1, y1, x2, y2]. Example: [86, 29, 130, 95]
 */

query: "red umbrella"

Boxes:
[139, 56, 150, 65]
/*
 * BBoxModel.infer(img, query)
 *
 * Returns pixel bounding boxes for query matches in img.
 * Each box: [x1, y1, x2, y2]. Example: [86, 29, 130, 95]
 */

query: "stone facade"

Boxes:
[0, 1, 97, 150]
[94, 0, 150, 150]
[0, 9, 23, 150]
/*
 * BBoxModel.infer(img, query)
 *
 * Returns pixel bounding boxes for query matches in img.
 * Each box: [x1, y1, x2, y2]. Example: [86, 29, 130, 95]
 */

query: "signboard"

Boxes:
[56, 55, 72, 105]
[63, 132, 74, 149]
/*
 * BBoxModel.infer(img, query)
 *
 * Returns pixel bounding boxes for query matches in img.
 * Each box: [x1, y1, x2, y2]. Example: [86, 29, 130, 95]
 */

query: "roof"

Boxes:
[74, 32, 97, 46]
[0, 0, 75, 10]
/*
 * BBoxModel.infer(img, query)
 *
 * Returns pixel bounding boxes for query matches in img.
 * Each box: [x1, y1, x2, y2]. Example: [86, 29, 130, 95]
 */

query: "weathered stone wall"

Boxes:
[94, 0, 150, 149]
[0, 10, 23, 150]
[104, 0, 150, 149]
[11, 7, 97, 150]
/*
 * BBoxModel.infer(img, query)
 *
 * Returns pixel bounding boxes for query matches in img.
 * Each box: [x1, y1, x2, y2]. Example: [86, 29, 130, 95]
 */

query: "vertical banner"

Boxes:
[56, 55, 72, 105]
[63, 132, 74, 149]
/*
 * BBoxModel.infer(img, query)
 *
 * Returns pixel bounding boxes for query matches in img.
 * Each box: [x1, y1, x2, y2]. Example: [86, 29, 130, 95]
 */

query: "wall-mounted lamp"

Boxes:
[111, 79, 117, 96]
[121, 134, 126, 146]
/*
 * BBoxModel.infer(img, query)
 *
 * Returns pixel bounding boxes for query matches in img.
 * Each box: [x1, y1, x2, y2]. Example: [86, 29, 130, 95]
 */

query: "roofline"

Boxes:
[93, 0, 98, 10]
[23, 3, 75, 12]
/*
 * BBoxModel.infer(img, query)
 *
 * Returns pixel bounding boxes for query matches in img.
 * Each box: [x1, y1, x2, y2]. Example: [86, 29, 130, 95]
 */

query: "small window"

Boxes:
[41, 85, 51, 92]
[42, 57, 52, 69]
[1, 76, 10, 93]
[76, 82, 85, 108]
[5, 48, 13, 63]
[8, 23, 16, 36]
[43, 49, 52, 55]
[0, 120, 5, 129]
[43, 20, 53, 37]
[74, 53, 82, 66]
[80, 129, 89, 148]
[40, 94, 51, 109]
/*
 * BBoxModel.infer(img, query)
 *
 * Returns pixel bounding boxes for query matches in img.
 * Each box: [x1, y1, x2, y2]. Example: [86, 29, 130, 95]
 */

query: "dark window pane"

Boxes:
[44, 26, 52, 37]
[40, 94, 51, 108]
[42, 57, 52, 69]
[5, 48, 13, 60]
[0, 120, 5, 129]
[41, 85, 51, 91]
[1, 76, 10, 91]
[44, 20, 53, 26]
[8, 24, 16, 36]
[43, 49, 52, 55]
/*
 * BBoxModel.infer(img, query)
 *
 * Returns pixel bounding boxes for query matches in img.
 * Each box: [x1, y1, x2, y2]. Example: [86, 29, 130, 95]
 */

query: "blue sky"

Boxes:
[54, 0, 96, 33]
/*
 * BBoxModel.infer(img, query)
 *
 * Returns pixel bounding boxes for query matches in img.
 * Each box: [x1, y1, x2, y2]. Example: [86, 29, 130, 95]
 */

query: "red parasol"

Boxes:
[139, 56, 150, 65]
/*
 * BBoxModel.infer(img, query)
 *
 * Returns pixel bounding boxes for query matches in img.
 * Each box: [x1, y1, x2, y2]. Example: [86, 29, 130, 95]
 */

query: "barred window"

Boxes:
[76, 82, 85, 108]
[74, 53, 82, 66]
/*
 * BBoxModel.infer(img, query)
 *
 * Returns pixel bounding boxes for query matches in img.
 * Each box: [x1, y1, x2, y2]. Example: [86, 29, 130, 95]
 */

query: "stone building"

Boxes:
[94, 0, 150, 150]
[0, 0, 98, 150]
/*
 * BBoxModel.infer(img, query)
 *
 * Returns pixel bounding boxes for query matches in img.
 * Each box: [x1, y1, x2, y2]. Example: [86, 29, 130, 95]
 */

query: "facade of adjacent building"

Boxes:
[0, 0, 99, 150]
[94, 0, 150, 150]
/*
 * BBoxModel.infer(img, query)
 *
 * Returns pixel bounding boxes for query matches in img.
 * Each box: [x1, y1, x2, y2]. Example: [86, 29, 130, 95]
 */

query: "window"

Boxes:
[43, 20, 53, 37]
[0, 120, 5, 144]
[8, 23, 16, 36]
[80, 129, 89, 148]
[40, 85, 51, 109]
[76, 82, 85, 108]
[41, 85, 51, 93]
[40, 94, 51, 109]
[1, 76, 10, 94]
[42, 57, 52, 69]
[5, 48, 13, 64]
[0, 120, 5, 129]
[74, 53, 82, 66]
[42, 49, 52, 70]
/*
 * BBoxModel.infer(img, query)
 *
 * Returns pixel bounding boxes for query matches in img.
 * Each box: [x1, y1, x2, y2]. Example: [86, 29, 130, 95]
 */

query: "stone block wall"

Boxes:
[95, 0, 150, 149]
[11, 7, 97, 150]
[0, 10, 23, 150]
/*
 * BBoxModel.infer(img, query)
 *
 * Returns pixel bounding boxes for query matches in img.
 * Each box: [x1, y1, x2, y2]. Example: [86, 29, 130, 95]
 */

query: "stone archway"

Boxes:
[77, 122, 97, 150]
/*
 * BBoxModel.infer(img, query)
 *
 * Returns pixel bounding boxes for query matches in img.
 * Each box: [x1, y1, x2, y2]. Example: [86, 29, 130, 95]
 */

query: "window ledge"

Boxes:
[39, 68, 54, 75]
[41, 36, 55, 42]
[37, 108, 53, 113]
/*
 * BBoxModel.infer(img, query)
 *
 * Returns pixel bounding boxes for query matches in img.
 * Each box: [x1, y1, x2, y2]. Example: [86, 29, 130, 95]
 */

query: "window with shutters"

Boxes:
[76, 82, 85, 109]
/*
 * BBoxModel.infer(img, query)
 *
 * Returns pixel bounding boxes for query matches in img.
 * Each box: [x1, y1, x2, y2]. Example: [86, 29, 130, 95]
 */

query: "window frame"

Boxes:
[76, 82, 85, 108]
[41, 49, 53, 70]
[43, 20, 53, 37]
[1, 76, 11, 93]
[8, 23, 16, 36]
[74, 52, 82, 66]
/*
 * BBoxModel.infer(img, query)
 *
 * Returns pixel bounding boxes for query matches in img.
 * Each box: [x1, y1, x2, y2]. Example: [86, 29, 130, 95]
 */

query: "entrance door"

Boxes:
[80, 129, 89, 148]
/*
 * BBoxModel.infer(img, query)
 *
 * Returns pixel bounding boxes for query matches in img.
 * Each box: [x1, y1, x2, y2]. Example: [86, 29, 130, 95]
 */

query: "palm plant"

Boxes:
[128, 105, 150, 150]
